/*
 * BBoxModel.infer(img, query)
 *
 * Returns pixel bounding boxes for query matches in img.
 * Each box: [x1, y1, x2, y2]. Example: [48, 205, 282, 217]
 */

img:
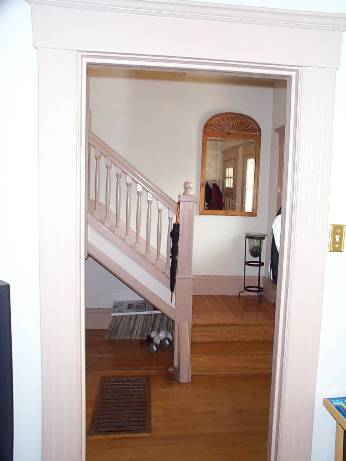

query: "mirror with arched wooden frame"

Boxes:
[199, 112, 261, 216]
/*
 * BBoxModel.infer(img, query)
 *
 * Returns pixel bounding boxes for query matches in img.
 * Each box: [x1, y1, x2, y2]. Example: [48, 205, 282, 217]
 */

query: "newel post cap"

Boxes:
[179, 181, 196, 203]
[183, 181, 192, 195]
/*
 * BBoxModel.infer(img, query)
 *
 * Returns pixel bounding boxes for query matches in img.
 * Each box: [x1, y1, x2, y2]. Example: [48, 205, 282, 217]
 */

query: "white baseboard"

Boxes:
[193, 275, 261, 296]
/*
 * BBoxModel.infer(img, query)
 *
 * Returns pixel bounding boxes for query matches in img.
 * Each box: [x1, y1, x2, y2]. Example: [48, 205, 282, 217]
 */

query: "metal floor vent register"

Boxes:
[111, 300, 157, 315]
[89, 376, 151, 435]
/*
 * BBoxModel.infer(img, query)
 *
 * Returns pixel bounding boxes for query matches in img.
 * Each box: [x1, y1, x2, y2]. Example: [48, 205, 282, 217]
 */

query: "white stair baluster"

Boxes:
[136, 184, 143, 245]
[94, 149, 101, 219]
[115, 167, 122, 228]
[156, 201, 163, 264]
[87, 144, 91, 207]
[104, 159, 112, 226]
[125, 175, 133, 237]
[145, 192, 153, 256]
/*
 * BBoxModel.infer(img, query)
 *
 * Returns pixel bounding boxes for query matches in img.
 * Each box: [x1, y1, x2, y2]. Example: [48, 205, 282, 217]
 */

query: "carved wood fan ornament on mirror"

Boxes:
[199, 112, 261, 216]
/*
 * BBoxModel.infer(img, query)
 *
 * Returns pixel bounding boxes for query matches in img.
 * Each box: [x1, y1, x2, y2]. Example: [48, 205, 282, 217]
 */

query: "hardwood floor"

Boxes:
[87, 371, 271, 461]
[86, 330, 173, 372]
[193, 295, 275, 325]
[86, 295, 274, 461]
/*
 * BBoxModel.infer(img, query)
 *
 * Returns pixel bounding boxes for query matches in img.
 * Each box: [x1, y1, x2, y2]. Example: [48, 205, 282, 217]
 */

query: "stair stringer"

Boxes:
[88, 224, 175, 321]
[88, 211, 169, 287]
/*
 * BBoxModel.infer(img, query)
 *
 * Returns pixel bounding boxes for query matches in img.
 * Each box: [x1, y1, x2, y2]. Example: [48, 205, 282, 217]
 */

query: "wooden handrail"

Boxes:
[89, 131, 176, 213]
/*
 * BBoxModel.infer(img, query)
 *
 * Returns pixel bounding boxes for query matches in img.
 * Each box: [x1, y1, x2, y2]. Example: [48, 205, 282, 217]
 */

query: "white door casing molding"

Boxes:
[30, 0, 345, 69]
[26, 1, 346, 460]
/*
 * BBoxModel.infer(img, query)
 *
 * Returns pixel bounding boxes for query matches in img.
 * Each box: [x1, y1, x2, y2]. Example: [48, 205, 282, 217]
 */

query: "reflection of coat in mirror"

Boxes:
[209, 182, 224, 210]
[270, 208, 281, 284]
[204, 182, 212, 209]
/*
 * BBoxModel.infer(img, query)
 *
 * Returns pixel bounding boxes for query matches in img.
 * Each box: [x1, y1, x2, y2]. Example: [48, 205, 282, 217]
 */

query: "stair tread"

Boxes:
[192, 295, 275, 326]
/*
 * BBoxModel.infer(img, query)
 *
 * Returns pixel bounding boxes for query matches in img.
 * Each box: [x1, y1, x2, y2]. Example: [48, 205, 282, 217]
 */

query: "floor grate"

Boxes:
[89, 376, 151, 435]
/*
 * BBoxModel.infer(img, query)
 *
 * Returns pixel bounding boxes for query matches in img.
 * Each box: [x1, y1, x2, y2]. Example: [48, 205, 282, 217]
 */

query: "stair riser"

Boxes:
[192, 324, 274, 342]
[192, 369, 272, 375]
[192, 354, 273, 375]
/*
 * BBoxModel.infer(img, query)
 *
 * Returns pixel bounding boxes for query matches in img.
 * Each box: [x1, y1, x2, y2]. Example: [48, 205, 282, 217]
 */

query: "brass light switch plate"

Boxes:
[329, 224, 345, 252]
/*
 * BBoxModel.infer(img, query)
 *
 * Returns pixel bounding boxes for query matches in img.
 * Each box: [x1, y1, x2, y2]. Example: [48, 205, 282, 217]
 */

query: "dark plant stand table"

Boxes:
[239, 233, 266, 296]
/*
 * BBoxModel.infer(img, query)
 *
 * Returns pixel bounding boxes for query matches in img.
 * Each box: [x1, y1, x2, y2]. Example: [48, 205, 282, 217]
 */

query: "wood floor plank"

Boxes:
[86, 332, 271, 460]
[87, 431, 268, 461]
[86, 332, 173, 371]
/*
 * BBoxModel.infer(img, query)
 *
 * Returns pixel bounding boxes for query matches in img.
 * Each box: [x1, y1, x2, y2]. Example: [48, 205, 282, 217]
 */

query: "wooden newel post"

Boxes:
[175, 181, 195, 383]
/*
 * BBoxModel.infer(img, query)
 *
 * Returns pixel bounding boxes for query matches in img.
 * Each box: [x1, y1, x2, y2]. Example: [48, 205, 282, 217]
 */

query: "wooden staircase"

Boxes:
[87, 127, 195, 383]
[191, 295, 275, 376]
[87, 121, 274, 382]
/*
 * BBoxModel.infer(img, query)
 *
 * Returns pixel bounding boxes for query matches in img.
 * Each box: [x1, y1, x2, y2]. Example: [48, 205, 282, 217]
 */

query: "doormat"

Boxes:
[89, 376, 151, 435]
[106, 313, 174, 340]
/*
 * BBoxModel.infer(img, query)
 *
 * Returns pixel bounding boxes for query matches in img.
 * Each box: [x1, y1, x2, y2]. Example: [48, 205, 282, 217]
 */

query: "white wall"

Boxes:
[0, 1, 42, 460]
[311, 37, 346, 461]
[89, 69, 274, 276]
[85, 257, 142, 308]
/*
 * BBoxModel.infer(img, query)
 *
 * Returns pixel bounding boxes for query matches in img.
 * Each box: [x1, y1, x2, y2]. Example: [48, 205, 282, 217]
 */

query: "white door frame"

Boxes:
[27, 1, 346, 460]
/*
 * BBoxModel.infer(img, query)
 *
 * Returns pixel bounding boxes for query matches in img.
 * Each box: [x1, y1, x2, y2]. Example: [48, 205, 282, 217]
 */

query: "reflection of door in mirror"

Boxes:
[242, 153, 256, 213]
[200, 112, 261, 216]
[275, 125, 285, 209]
[223, 159, 235, 210]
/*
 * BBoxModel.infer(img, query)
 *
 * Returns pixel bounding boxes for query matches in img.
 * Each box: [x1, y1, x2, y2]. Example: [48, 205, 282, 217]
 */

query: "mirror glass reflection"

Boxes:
[204, 138, 257, 212]
[200, 112, 261, 216]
